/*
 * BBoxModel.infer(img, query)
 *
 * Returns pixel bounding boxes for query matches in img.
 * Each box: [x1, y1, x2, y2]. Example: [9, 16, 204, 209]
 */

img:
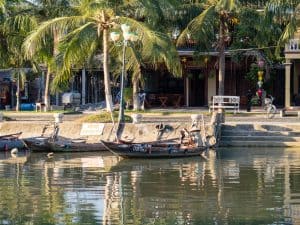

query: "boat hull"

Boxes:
[0, 132, 27, 151]
[101, 140, 207, 159]
[24, 137, 105, 152]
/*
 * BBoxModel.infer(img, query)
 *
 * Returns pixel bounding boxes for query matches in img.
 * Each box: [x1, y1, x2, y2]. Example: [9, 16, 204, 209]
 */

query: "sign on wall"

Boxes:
[80, 123, 105, 136]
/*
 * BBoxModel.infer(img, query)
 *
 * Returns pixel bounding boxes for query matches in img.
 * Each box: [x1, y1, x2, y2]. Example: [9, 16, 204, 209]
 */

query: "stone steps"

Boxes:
[223, 124, 300, 131]
[220, 140, 300, 147]
[221, 136, 300, 142]
[222, 131, 300, 137]
[219, 123, 300, 147]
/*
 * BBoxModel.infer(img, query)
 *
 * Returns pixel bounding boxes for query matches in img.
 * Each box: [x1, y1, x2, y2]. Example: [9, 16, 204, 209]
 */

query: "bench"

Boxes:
[280, 107, 300, 118]
[209, 95, 240, 114]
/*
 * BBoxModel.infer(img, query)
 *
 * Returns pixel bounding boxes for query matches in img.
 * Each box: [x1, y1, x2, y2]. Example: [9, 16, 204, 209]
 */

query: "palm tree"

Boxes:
[24, 0, 118, 112]
[12, 68, 27, 111]
[24, 0, 181, 113]
[177, 0, 240, 96]
[108, 19, 182, 111]
[113, 0, 182, 111]
[23, 0, 73, 111]
[264, 0, 300, 55]
[0, 1, 37, 111]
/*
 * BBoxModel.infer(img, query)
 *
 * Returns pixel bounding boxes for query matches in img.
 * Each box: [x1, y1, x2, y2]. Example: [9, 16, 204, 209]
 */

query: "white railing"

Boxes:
[285, 39, 300, 52]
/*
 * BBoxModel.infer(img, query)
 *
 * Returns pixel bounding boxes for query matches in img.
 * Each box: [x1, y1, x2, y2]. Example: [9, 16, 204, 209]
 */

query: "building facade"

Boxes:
[284, 31, 300, 108]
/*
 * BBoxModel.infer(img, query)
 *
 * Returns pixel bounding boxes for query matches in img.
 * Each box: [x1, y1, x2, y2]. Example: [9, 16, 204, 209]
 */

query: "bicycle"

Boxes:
[264, 95, 276, 118]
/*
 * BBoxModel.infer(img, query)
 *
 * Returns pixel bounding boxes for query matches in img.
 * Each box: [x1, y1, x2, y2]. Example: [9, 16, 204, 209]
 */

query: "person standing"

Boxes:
[246, 89, 252, 112]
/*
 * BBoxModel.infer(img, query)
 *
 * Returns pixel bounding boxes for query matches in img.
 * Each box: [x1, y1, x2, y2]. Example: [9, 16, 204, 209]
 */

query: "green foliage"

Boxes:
[251, 95, 260, 106]
[0, 0, 4, 12]
[124, 87, 133, 104]
[265, 0, 300, 57]
[245, 63, 258, 87]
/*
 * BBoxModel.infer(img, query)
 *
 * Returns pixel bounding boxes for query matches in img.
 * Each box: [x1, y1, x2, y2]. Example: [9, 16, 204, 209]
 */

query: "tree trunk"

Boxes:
[16, 73, 20, 111]
[101, 12, 113, 112]
[217, 20, 226, 121]
[44, 67, 51, 111]
[132, 78, 140, 110]
[218, 21, 226, 96]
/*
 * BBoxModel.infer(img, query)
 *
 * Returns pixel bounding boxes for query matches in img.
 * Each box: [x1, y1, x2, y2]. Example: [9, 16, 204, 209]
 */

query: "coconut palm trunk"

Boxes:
[217, 20, 226, 122]
[43, 28, 59, 111]
[44, 67, 51, 111]
[16, 72, 20, 111]
[218, 21, 226, 96]
[101, 12, 113, 112]
[132, 78, 140, 110]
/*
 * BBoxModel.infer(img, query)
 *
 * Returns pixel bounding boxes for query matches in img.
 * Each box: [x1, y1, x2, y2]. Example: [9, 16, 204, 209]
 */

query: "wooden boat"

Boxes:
[23, 137, 106, 152]
[0, 132, 22, 140]
[0, 132, 27, 150]
[100, 140, 207, 158]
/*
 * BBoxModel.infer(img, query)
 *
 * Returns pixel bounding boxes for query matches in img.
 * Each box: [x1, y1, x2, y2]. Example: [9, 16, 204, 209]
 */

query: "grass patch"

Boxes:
[125, 109, 211, 116]
[77, 112, 132, 123]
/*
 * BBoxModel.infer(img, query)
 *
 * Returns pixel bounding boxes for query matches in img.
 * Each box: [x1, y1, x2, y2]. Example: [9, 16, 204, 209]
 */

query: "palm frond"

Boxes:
[76, 0, 113, 16]
[177, 5, 216, 48]
[275, 19, 297, 56]
[51, 69, 71, 93]
[130, 0, 178, 25]
[0, 0, 4, 13]
[125, 47, 143, 81]
[115, 16, 181, 76]
[216, 0, 241, 12]
[109, 16, 181, 78]
[11, 68, 27, 90]
[23, 16, 91, 59]
[266, 0, 299, 19]
[4, 14, 37, 35]
[57, 22, 98, 70]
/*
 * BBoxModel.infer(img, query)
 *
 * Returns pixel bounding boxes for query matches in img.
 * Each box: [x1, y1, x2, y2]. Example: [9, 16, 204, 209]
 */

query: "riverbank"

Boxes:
[1, 107, 299, 123]
[1, 108, 300, 148]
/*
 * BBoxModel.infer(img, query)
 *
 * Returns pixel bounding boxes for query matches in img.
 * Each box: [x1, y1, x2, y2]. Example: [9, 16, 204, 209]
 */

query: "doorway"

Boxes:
[189, 70, 206, 106]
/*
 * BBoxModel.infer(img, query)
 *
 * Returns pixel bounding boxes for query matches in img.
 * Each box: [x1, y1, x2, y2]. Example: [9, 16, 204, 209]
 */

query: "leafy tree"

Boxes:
[0, 1, 37, 110]
[177, 0, 241, 96]
[111, 0, 182, 111]
[264, 0, 300, 56]
[24, 0, 181, 113]
[24, 0, 119, 112]
[23, 0, 73, 111]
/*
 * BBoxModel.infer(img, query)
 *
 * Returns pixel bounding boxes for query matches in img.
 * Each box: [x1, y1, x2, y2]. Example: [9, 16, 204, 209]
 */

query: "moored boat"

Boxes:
[23, 137, 106, 152]
[100, 140, 207, 158]
[0, 132, 27, 150]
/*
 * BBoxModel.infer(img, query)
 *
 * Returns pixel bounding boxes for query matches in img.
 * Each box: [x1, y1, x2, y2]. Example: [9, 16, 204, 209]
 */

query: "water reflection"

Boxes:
[0, 149, 299, 224]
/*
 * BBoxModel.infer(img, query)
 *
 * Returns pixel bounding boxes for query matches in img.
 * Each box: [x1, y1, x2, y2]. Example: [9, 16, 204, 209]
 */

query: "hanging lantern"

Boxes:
[257, 81, 263, 88]
[257, 88, 263, 98]
[258, 71, 264, 81]
[258, 59, 265, 68]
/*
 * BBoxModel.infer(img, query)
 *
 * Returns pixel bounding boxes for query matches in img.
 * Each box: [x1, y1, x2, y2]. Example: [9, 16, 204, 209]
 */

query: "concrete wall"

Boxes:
[0, 121, 196, 143]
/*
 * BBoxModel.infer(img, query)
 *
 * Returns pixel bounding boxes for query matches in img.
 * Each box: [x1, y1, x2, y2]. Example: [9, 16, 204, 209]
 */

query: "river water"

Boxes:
[0, 148, 299, 225]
